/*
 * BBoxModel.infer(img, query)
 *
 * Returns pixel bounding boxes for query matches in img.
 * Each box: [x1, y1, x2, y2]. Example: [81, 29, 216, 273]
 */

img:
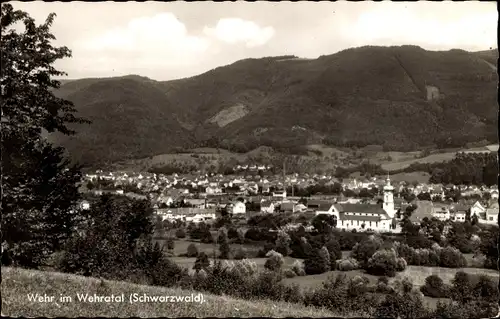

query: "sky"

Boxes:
[9, 1, 498, 81]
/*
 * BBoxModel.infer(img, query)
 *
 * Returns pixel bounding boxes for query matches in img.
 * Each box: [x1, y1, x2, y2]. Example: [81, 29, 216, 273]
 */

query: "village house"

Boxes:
[230, 200, 246, 215]
[485, 202, 499, 224]
[260, 200, 275, 214]
[432, 205, 450, 221]
[272, 190, 287, 200]
[490, 189, 499, 200]
[470, 201, 487, 221]
[450, 204, 470, 222]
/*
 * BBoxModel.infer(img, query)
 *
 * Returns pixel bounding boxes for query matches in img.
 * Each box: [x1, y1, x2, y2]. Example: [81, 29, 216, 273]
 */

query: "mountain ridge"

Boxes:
[50, 45, 499, 165]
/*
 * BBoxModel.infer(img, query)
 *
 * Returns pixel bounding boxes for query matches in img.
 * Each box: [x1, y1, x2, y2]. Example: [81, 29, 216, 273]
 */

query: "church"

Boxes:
[313, 176, 397, 232]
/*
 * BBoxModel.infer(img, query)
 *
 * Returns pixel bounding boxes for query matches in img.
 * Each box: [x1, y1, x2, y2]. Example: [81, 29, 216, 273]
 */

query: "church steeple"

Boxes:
[383, 174, 395, 218]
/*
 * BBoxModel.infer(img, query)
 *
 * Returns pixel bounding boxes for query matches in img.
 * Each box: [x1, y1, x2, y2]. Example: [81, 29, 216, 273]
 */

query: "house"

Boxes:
[450, 204, 470, 222]
[485, 206, 499, 224]
[432, 206, 450, 221]
[272, 190, 287, 199]
[308, 200, 336, 214]
[230, 201, 246, 215]
[205, 186, 222, 195]
[490, 189, 499, 200]
[260, 200, 275, 214]
[470, 201, 486, 221]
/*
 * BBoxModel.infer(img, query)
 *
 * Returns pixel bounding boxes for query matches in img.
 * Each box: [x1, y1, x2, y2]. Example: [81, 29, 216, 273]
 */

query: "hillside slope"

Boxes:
[54, 46, 498, 164]
[51, 77, 194, 165]
[1, 267, 336, 318]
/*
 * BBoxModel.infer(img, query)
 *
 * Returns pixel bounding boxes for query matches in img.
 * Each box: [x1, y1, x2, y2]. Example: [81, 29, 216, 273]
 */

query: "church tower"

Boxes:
[383, 175, 395, 218]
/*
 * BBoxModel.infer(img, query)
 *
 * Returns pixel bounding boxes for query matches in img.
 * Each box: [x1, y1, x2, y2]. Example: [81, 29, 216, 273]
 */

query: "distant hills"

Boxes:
[50, 45, 498, 166]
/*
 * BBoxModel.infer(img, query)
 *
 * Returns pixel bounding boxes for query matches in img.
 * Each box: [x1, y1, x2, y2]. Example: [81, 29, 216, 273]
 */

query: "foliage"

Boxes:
[175, 228, 186, 239]
[264, 250, 284, 272]
[186, 243, 199, 258]
[193, 252, 210, 272]
[1, 3, 89, 268]
[335, 258, 360, 271]
[350, 235, 383, 267]
[58, 195, 154, 280]
[312, 214, 338, 234]
[366, 248, 406, 277]
[274, 230, 292, 256]
[291, 259, 306, 276]
[304, 246, 331, 275]
[218, 228, 231, 259]
[420, 275, 449, 298]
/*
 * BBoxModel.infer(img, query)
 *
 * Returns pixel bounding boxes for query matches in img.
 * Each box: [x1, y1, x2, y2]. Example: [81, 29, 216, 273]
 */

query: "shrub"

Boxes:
[304, 246, 330, 275]
[165, 237, 175, 250]
[351, 235, 383, 267]
[439, 246, 467, 268]
[336, 258, 360, 271]
[264, 250, 284, 271]
[395, 257, 407, 272]
[193, 252, 210, 272]
[186, 243, 199, 257]
[420, 275, 449, 298]
[325, 237, 342, 268]
[232, 259, 258, 278]
[473, 275, 499, 302]
[283, 268, 297, 278]
[175, 228, 186, 238]
[218, 227, 231, 259]
[374, 290, 428, 319]
[291, 259, 306, 276]
[227, 227, 239, 240]
[450, 271, 473, 303]
[274, 229, 292, 256]
[233, 247, 247, 260]
[149, 258, 188, 287]
[366, 248, 401, 277]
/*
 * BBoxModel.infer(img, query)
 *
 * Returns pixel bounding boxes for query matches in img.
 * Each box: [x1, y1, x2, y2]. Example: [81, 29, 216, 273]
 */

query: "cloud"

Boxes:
[76, 12, 210, 71]
[344, 6, 497, 51]
[203, 18, 275, 47]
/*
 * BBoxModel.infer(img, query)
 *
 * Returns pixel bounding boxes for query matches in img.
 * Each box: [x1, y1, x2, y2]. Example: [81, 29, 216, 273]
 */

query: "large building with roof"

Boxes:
[313, 177, 397, 232]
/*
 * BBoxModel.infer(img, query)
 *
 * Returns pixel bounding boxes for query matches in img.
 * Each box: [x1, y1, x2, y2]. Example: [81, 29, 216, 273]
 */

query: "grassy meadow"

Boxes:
[2, 267, 339, 318]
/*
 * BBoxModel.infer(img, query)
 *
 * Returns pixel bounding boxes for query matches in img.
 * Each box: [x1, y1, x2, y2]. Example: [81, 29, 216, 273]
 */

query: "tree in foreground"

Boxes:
[1, 3, 89, 268]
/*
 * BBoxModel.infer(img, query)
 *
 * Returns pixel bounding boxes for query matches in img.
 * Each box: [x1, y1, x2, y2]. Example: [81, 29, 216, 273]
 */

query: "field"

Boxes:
[113, 143, 498, 177]
[1, 267, 338, 318]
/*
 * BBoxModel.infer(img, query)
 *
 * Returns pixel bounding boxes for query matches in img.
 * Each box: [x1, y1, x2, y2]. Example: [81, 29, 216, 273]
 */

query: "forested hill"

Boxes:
[52, 46, 498, 165]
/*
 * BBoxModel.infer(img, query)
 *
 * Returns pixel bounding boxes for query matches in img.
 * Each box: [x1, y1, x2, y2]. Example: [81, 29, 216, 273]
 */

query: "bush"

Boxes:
[150, 258, 188, 287]
[336, 258, 360, 271]
[325, 237, 342, 268]
[291, 259, 306, 276]
[439, 246, 467, 268]
[274, 230, 292, 256]
[351, 235, 383, 267]
[473, 275, 499, 302]
[420, 275, 449, 298]
[450, 271, 473, 303]
[304, 246, 330, 275]
[264, 250, 284, 271]
[175, 228, 186, 238]
[193, 252, 210, 272]
[187, 243, 199, 257]
[165, 237, 175, 250]
[233, 247, 247, 260]
[283, 268, 297, 278]
[366, 248, 402, 277]
[395, 257, 407, 272]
